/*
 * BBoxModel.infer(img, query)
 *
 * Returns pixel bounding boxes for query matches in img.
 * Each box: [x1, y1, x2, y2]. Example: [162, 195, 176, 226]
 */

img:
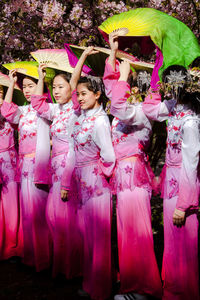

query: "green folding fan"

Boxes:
[99, 8, 200, 80]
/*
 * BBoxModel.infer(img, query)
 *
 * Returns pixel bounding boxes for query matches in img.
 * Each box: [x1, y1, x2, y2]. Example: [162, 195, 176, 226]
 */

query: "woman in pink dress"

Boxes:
[142, 65, 200, 300]
[0, 84, 22, 260]
[103, 33, 162, 300]
[1, 70, 52, 271]
[31, 48, 97, 279]
[62, 73, 115, 300]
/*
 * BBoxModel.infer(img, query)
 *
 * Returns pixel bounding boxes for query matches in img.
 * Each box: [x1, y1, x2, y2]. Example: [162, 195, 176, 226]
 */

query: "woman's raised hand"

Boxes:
[119, 60, 131, 82]
[9, 69, 18, 84]
[109, 32, 119, 52]
[83, 46, 99, 57]
[38, 63, 47, 80]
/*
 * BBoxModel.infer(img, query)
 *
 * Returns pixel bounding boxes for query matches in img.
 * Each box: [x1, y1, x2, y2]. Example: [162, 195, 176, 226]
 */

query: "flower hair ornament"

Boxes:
[163, 68, 191, 100]
[165, 70, 188, 87]
[137, 71, 151, 93]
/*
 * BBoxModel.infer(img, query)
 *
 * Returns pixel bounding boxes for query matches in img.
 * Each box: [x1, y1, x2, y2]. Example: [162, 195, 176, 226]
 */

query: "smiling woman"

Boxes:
[30, 47, 98, 280]
[66, 73, 116, 300]
[77, 83, 100, 110]
[52, 73, 71, 104]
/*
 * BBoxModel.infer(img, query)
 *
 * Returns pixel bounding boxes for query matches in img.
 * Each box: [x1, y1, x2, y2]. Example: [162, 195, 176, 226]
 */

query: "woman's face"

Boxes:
[52, 75, 71, 104]
[77, 83, 100, 110]
[22, 78, 37, 102]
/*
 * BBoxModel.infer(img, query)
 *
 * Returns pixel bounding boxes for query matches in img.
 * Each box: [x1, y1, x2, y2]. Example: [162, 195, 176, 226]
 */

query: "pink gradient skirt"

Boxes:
[0, 149, 22, 260]
[162, 195, 199, 300]
[20, 157, 52, 271]
[46, 154, 83, 278]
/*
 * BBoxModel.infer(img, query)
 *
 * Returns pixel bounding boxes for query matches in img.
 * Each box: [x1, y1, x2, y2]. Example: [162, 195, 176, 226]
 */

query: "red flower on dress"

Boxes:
[125, 165, 132, 174]
[173, 126, 179, 131]
[22, 171, 28, 178]
[93, 167, 99, 175]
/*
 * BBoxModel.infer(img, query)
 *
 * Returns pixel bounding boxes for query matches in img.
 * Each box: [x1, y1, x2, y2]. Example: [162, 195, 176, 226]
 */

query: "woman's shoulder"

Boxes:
[94, 111, 110, 128]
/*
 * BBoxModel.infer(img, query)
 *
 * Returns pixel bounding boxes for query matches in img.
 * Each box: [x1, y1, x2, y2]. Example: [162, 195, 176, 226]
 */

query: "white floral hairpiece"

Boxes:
[137, 71, 151, 92]
[165, 70, 188, 87]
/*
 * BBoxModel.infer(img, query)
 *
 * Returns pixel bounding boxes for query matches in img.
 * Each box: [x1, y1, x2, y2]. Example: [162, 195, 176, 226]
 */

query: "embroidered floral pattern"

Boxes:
[0, 114, 13, 137]
[0, 150, 17, 184]
[125, 165, 132, 174]
[18, 105, 37, 143]
[112, 117, 137, 146]
[50, 103, 75, 138]
[167, 105, 194, 154]
[73, 115, 97, 150]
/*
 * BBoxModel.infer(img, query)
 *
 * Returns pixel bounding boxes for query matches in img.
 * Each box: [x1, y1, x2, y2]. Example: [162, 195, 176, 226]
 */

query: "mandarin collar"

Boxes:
[59, 99, 73, 110]
[82, 105, 103, 117]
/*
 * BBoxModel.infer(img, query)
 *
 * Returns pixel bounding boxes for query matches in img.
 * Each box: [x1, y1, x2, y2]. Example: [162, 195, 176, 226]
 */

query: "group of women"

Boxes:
[0, 32, 199, 300]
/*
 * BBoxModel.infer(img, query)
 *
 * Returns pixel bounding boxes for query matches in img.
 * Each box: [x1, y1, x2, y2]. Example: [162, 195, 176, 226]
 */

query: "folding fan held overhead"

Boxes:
[3, 61, 40, 79]
[3, 61, 55, 81]
[31, 49, 75, 74]
[65, 44, 154, 77]
[99, 8, 200, 88]
[3, 61, 55, 103]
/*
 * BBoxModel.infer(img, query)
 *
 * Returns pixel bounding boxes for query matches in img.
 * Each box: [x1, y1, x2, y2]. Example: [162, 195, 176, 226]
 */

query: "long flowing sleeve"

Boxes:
[93, 116, 115, 177]
[31, 94, 54, 121]
[1, 101, 22, 124]
[34, 116, 51, 185]
[110, 80, 149, 127]
[103, 58, 120, 99]
[61, 123, 76, 191]
[142, 92, 176, 121]
[31, 96, 52, 184]
[176, 119, 200, 211]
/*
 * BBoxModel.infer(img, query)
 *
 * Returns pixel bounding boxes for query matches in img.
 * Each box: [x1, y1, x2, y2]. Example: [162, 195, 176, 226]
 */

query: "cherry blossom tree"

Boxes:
[0, 0, 199, 66]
